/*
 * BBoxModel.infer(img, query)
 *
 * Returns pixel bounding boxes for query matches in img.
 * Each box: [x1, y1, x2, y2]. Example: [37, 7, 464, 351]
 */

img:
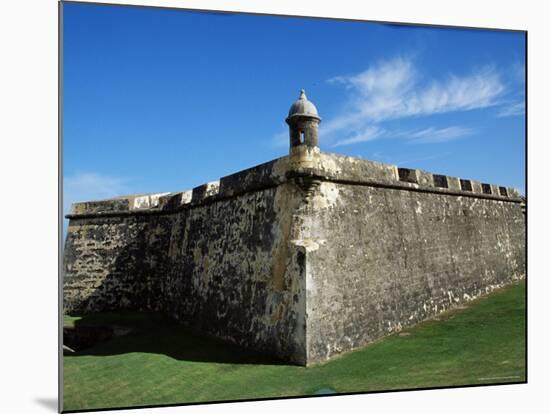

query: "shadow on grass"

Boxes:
[64, 311, 287, 366]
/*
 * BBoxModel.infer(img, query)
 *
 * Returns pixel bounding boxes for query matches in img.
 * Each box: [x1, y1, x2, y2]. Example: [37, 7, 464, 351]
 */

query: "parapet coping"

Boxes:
[66, 152, 523, 219]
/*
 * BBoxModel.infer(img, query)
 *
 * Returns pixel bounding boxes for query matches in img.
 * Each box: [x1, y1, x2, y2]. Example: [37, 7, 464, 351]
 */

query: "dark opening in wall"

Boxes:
[499, 186, 508, 197]
[460, 179, 473, 192]
[433, 174, 448, 188]
[482, 183, 492, 194]
[300, 131, 305, 144]
[398, 168, 418, 184]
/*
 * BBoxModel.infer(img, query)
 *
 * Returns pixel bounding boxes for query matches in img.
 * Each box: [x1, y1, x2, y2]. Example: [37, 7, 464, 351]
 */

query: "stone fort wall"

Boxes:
[64, 157, 311, 364]
[301, 159, 525, 362]
[63, 150, 525, 365]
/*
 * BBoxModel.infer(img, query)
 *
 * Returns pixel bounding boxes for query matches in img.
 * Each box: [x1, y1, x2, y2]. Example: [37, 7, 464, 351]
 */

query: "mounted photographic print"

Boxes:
[61, 1, 526, 411]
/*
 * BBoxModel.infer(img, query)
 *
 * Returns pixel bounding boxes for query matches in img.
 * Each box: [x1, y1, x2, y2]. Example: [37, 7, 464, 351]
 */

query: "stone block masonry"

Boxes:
[65, 158, 310, 364]
[64, 90, 525, 365]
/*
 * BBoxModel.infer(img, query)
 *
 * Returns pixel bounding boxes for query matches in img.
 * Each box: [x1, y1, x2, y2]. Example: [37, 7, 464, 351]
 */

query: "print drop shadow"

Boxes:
[63, 226, 286, 367]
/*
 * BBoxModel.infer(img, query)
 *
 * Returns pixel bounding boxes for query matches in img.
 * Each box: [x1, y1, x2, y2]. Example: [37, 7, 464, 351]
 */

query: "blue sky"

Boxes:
[63, 2, 525, 222]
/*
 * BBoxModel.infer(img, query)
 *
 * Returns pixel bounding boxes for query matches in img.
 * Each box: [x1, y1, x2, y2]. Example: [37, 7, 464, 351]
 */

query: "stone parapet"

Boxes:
[66, 152, 522, 220]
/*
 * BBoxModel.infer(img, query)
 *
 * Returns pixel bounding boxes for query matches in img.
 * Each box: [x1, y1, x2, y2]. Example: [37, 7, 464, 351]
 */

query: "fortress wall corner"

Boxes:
[155, 181, 308, 363]
[63, 149, 525, 366]
[63, 159, 311, 364]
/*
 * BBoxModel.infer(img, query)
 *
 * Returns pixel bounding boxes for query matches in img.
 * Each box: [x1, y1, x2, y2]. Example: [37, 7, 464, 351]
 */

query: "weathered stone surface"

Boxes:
[218, 158, 286, 197]
[64, 180, 309, 364]
[63, 149, 525, 366]
[447, 176, 461, 191]
[156, 183, 308, 364]
[303, 182, 525, 364]
[63, 215, 152, 313]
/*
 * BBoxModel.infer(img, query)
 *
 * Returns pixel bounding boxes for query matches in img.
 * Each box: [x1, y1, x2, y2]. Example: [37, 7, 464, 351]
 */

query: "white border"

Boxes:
[1, 1, 548, 413]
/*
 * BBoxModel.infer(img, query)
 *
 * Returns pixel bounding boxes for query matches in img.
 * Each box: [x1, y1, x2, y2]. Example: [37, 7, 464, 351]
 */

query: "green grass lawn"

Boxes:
[63, 280, 526, 412]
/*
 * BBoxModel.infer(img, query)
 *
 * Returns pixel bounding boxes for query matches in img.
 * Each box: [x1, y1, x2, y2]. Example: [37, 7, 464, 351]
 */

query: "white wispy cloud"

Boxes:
[331, 125, 474, 147]
[324, 57, 505, 146]
[332, 126, 384, 147]
[497, 101, 525, 118]
[405, 126, 475, 143]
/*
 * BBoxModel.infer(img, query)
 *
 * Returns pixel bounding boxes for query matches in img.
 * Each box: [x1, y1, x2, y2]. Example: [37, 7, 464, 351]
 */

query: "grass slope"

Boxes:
[63, 280, 526, 411]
